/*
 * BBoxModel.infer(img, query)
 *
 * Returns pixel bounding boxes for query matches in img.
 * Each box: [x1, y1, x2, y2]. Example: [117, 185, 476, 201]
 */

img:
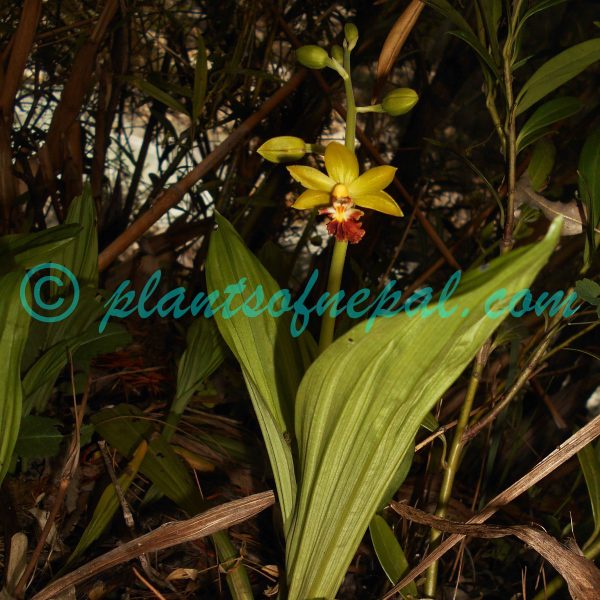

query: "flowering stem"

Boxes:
[343, 47, 356, 151]
[318, 240, 348, 353]
[317, 46, 357, 353]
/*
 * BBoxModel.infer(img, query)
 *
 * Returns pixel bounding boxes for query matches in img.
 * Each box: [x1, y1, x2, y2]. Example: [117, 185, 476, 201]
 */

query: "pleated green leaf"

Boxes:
[285, 219, 562, 600]
[171, 317, 225, 428]
[0, 224, 80, 274]
[55, 183, 98, 289]
[206, 212, 316, 534]
[516, 39, 600, 115]
[0, 271, 31, 486]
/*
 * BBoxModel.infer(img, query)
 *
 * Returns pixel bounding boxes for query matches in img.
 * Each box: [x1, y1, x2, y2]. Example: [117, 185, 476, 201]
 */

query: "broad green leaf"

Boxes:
[527, 139, 556, 191]
[575, 279, 600, 306]
[285, 220, 562, 600]
[516, 39, 600, 115]
[192, 33, 208, 127]
[517, 97, 582, 153]
[0, 224, 80, 274]
[65, 440, 148, 567]
[0, 271, 31, 485]
[14, 416, 93, 459]
[92, 404, 254, 599]
[206, 212, 316, 534]
[126, 76, 188, 115]
[578, 440, 600, 543]
[579, 129, 600, 258]
[369, 515, 417, 596]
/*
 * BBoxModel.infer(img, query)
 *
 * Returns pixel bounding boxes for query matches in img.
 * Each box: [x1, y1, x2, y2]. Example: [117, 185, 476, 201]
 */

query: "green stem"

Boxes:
[501, 44, 517, 254]
[424, 342, 490, 597]
[343, 47, 356, 151]
[318, 240, 348, 353]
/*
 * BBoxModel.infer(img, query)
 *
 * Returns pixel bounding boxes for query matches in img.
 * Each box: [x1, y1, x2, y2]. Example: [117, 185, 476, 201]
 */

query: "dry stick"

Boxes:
[381, 414, 600, 599]
[97, 70, 306, 272]
[273, 12, 461, 271]
[31, 491, 275, 600]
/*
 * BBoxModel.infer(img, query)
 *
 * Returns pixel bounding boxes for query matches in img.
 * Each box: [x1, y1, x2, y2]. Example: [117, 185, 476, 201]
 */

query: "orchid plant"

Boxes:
[258, 25, 417, 351]
[206, 19, 565, 600]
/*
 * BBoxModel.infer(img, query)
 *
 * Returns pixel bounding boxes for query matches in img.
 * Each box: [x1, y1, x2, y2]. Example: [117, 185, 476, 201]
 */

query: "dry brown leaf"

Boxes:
[391, 502, 600, 600]
[32, 491, 275, 600]
[374, 0, 425, 98]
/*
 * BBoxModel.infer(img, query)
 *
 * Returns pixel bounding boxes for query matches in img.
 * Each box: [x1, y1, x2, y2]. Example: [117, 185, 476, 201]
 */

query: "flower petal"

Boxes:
[353, 190, 403, 216]
[292, 189, 330, 210]
[287, 165, 335, 191]
[324, 142, 359, 184]
[348, 165, 397, 196]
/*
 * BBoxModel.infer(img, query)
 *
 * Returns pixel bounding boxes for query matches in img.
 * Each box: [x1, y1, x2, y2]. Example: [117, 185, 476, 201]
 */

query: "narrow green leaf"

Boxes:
[426, 0, 499, 76]
[126, 76, 188, 115]
[65, 440, 148, 567]
[578, 440, 600, 542]
[0, 271, 31, 485]
[516, 38, 600, 115]
[286, 220, 562, 600]
[369, 515, 418, 596]
[517, 97, 582, 153]
[515, 0, 570, 39]
[448, 29, 500, 78]
[206, 212, 316, 534]
[192, 33, 208, 126]
[477, 0, 502, 62]
[578, 128, 600, 256]
[527, 139, 557, 191]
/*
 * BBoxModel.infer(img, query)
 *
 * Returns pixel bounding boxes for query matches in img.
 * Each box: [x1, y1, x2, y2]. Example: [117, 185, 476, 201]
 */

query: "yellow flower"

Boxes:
[286, 141, 403, 217]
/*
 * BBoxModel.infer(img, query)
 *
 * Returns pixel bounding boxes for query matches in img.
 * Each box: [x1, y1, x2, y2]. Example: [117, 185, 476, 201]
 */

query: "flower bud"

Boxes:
[296, 45, 330, 69]
[257, 136, 307, 163]
[344, 23, 359, 50]
[382, 88, 419, 116]
[331, 44, 344, 64]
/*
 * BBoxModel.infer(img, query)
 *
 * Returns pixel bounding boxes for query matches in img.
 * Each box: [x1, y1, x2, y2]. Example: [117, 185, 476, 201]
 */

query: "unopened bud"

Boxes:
[296, 45, 330, 70]
[382, 88, 419, 116]
[344, 23, 359, 50]
[257, 136, 307, 163]
[331, 45, 344, 64]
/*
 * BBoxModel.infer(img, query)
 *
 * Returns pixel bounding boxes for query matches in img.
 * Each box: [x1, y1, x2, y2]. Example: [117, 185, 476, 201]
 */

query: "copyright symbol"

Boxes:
[20, 263, 80, 323]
